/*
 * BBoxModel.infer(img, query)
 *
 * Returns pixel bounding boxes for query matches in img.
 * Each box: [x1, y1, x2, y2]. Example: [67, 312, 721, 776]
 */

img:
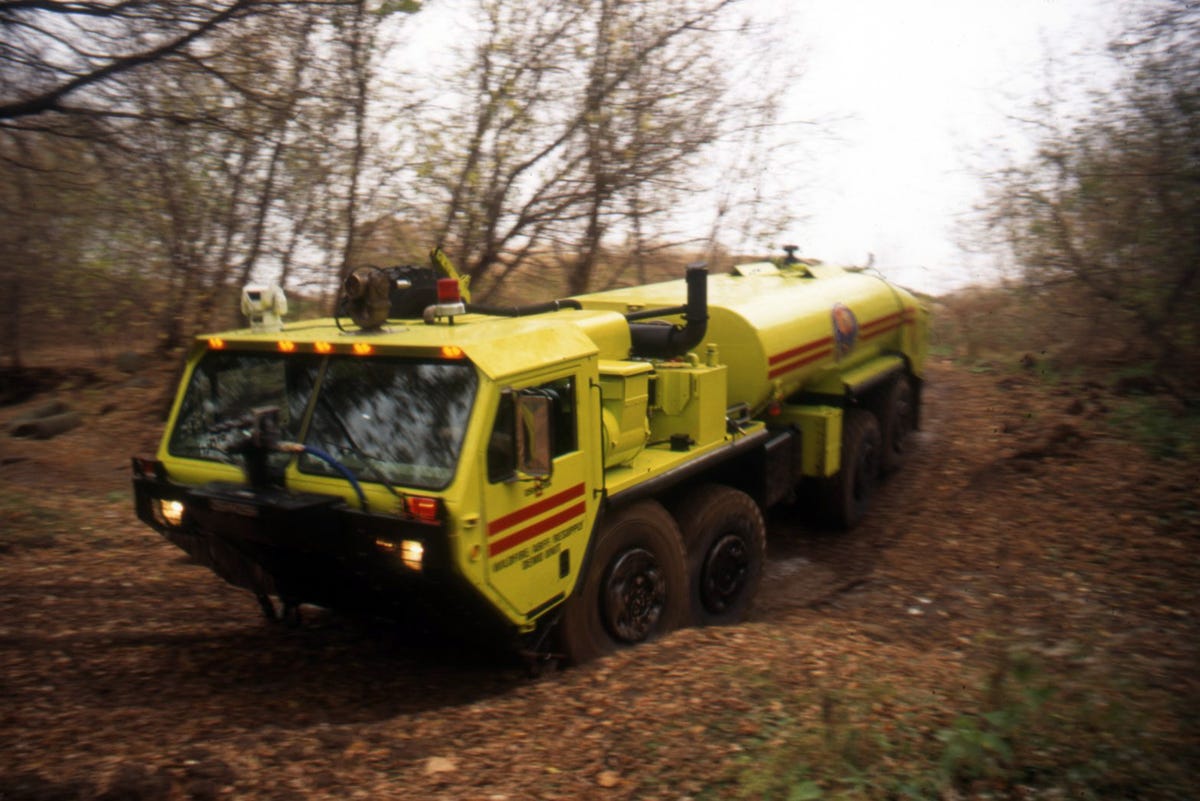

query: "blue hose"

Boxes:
[301, 445, 368, 510]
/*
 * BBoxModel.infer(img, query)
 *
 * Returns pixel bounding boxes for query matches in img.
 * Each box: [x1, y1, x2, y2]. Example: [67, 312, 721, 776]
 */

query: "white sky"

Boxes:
[393, 0, 1132, 295]
[767, 0, 1128, 293]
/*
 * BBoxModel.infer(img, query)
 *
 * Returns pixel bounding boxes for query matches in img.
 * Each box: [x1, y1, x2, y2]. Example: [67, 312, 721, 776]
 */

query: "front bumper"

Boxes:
[132, 473, 505, 637]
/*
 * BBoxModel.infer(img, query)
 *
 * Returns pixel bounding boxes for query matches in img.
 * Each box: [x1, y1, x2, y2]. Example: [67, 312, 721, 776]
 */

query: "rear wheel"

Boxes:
[674, 485, 765, 626]
[878, 374, 916, 472]
[559, 500, 688, 664]
[821, 408, 882, 529]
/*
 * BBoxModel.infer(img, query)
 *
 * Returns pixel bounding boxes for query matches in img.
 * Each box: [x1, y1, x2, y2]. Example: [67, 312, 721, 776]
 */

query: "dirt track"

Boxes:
[1, 358, 1197, 800]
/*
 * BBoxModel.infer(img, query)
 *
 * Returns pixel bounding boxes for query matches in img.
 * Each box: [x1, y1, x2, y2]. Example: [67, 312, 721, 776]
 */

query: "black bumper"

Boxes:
[132, 475, 509, 638]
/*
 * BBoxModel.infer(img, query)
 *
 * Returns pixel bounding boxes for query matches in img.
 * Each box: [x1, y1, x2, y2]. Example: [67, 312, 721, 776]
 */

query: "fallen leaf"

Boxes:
[424, 756, 457, 775]
[597, 770, 620, 788]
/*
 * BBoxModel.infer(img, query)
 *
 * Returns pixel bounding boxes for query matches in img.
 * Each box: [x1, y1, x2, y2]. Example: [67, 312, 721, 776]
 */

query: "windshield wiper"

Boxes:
[312, 395, 404, 504]
[207, 407, 370, 510]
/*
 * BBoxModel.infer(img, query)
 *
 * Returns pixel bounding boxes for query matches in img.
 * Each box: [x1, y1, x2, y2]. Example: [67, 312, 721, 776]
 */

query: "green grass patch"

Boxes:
[927, 342, 955, 360]
[714, 675, 956, 800]
[710, 645, 1195, 800]
[0, 488, 71, 552]
[1108, 394, 1200, 460]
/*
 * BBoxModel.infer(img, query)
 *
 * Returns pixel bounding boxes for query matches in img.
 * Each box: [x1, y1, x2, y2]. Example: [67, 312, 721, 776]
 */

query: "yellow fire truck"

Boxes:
[132, 248, 927, 663]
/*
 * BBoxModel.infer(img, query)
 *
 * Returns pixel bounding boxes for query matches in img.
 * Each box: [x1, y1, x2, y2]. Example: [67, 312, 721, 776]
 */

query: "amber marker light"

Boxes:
[441, 345, 465, 359]
[314, 341, 334, 354]
[352, 342, 374, 356]
[207, 337, 226, 350]
[277, 340, 297, 353]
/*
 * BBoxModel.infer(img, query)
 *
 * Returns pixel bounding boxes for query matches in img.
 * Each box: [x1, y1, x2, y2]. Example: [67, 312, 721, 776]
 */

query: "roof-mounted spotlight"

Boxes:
[241, 284, 288, 332]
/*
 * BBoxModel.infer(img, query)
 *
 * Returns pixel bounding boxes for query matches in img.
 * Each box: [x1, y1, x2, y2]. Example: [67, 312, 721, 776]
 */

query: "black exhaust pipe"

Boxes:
[628, 265, 708, 359]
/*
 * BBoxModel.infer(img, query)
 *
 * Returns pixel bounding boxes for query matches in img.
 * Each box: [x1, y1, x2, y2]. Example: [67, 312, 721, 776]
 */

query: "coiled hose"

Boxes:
[283, 443, 368, 510]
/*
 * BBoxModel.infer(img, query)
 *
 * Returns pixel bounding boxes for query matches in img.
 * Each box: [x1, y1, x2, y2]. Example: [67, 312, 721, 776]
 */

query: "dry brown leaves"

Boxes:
[1, 357, 1196, 800]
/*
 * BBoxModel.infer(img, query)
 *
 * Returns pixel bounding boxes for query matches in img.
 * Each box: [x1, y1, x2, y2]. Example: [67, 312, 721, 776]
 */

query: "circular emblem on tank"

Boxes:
[831, 302, 859, 359]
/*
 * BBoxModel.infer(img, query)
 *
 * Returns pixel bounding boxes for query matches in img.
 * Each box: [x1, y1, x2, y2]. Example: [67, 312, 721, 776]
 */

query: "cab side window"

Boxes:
[486, 395, 516, 482]
[487, 376, 576, 483]
[542, 377, 577, 456]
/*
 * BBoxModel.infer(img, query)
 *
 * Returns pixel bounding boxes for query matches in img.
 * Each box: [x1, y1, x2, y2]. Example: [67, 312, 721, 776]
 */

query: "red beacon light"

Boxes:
[430, 278, 466, 324]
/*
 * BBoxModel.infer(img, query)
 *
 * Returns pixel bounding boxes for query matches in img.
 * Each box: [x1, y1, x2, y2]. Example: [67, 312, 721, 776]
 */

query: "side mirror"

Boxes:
[516, 393, 554, 479]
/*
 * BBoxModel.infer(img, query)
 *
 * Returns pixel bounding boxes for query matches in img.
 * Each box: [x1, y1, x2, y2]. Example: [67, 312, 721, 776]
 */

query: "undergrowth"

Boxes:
[717, 644, 1194, 800]
[0, 488, 67, 551]
[1108, 395, 1200, 460]
[932, 282, 1200, 462]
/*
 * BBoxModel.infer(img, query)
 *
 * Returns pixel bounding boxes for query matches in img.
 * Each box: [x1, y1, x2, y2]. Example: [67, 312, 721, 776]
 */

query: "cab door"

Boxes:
[481, 370, 594, 624]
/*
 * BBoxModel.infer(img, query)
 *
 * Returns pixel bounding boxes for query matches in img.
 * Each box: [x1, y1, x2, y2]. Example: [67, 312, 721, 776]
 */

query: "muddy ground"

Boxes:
[1, 357, 1197, 800]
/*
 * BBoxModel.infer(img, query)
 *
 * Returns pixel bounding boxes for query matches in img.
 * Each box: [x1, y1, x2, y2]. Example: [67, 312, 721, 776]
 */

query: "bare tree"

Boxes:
[404, 0, 791, 299]
[980, 0, 1199, 394]
[0, 0, 365, 126]
[1, 0, 424, 358]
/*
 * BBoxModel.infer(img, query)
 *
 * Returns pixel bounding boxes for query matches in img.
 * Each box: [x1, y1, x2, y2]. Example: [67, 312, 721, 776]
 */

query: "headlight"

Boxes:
[375, 538, 424, 572]
[154, 499, 185, 527]
[401, 540, 424, 572]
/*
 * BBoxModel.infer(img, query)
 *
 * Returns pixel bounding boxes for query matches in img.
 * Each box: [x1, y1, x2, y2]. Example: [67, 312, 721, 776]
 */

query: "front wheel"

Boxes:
[559, 501, 688, 665]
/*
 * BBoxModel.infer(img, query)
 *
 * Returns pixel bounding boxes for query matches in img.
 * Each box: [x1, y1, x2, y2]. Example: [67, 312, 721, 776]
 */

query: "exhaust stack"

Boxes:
[627, 265, 708, 359]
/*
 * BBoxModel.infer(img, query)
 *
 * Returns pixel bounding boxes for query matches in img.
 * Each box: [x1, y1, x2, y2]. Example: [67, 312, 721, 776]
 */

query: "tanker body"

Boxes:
[575, 260, 925, 416]
[132, 249, 928, 666]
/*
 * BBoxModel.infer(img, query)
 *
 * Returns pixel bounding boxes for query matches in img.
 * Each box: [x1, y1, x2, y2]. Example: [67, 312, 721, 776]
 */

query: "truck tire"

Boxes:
[821, 408, 882, 529]
[559, 500, 688, 664]
[877, 374, 916, 473]
[674, 485, 765, 626]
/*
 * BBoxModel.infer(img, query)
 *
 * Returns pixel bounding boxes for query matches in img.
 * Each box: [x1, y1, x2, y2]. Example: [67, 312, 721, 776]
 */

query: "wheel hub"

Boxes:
[701, 533, 749, 614]
[602, 548, 666, 643]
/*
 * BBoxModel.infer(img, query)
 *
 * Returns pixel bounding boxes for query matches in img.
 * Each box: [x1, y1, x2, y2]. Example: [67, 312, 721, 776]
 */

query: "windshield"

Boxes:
[301, 357, 476, 490]
[169, 351, 317, 472]
[168, 351, 477, 490]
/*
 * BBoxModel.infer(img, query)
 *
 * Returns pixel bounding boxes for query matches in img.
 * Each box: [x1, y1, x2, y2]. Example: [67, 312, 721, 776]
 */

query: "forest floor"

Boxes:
[0, 353, 1197, 800]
